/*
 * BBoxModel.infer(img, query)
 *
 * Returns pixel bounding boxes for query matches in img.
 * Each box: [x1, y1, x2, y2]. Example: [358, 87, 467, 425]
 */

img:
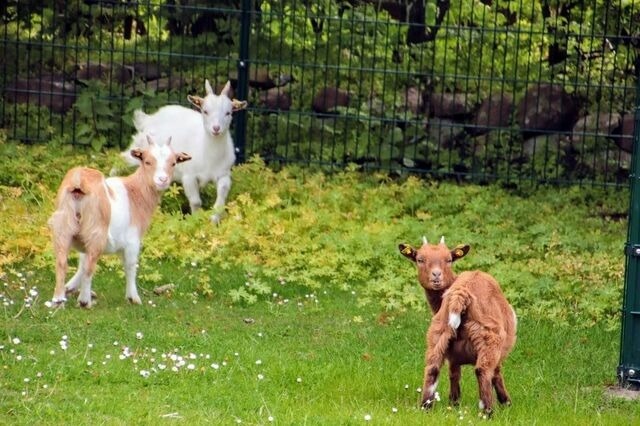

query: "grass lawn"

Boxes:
[0, 142, 637, 424]
[0, 262, 637, 425]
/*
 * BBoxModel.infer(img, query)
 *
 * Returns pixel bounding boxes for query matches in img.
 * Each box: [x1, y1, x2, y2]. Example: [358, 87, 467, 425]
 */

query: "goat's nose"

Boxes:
[212, 125, 221, 133]
[159, 176, 168, 183]
[431, 270, 442, 279]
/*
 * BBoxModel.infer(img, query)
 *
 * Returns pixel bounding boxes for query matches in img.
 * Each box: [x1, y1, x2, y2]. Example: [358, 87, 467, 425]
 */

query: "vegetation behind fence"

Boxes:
[1, 0, 638, 187]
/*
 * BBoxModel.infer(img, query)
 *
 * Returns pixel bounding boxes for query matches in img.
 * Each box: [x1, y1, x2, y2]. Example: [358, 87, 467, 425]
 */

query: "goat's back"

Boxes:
[126, 106, 235, 182]
[443, 271, 517, 356]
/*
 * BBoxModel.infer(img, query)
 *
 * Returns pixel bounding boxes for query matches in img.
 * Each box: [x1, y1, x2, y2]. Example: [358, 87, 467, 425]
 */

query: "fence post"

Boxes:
[619, 75, 640, 389]
[234, 0, 252, 164]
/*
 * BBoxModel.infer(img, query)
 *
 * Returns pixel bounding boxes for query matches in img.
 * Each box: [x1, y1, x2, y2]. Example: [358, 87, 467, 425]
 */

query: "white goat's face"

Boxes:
[188, 80, 248, 137]
[131, 137, 192, 191]
[200, 91, 234, 137]
[399, 237, 470, 291]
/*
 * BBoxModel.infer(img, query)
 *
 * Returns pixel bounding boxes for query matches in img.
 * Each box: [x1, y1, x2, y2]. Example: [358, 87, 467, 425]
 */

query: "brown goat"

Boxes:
[399, 236, 517, 415]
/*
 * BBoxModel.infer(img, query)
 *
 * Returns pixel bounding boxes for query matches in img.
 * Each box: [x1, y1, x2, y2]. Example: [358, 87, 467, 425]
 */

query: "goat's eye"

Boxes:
[172, 162, 177, 167]
[226, 111, 232, 116]
[144, 161, 152, 166]
[203, 110, 209, 115]
[417, 258, 425, 264]
[446, 259, 453, 264]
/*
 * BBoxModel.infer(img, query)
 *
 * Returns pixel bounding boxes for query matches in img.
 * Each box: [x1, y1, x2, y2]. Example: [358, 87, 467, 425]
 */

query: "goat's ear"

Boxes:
[205, 79, 214, 95]
[451, 244, 470, 261]
[231, 99, 248, 112]
[176, 152, 192, 163]
[187, 95, 204, 110]
[398, 244, 417, 262]
[130, 148, 144, 162]
[221, 80, 232, 97]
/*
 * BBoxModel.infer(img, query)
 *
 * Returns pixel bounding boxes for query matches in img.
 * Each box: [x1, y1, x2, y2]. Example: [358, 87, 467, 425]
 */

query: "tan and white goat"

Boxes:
[399, 237, 517, 415]
[49, 136, 191, 307]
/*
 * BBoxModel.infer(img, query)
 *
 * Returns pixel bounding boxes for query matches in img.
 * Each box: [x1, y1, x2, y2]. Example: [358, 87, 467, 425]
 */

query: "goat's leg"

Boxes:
[421, 324, 451, 408]
[122, 243, 142, 305]
[492, 365, 511, 405]
[211, 174, 231, 224]
[52, 234, 71, 304]
[77, 251, 99, 308]
[182, 175, 202, 213]
[475, 349, 500, 415]
[65, 253, 84, 294]
[448, 363, 462, 405]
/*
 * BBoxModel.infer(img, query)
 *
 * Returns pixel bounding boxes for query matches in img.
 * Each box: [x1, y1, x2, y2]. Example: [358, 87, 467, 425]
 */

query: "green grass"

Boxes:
[0, 140, 637, 424]
[1, 262, 638, 425]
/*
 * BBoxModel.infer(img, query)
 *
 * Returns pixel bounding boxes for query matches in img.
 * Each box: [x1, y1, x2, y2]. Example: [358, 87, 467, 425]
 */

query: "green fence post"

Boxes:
[234, 0, 252, 164]
[619, 76, 640, 388]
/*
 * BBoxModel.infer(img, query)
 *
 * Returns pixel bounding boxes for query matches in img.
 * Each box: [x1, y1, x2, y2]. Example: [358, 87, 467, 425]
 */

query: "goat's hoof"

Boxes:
[210, 214, 222, 225]
[127, 296, 142, 305]
[78, 300, 92, 309]
[420, 398, 435, 410]
[51, 297, 67, 306]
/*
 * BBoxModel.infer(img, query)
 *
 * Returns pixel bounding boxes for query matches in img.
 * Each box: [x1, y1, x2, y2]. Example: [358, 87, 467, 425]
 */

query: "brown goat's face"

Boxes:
[399, 239, 470, 291]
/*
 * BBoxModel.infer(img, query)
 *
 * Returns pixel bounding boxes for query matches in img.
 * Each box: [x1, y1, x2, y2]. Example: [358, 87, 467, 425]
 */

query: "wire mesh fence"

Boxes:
[1, 1, 638, 187]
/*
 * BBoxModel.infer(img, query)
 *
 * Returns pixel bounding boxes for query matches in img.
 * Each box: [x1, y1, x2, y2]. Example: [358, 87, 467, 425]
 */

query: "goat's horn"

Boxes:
[422, 236, 428, 245]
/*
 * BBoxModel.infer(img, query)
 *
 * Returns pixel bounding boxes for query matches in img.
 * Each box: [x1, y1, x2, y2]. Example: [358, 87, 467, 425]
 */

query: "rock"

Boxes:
[429, 92, 475, 119]
[466, 93, 514, 136]
[259, 87, 291, 111]
[515, 84, 580, 139]
[611, 114, 635, 153]
[312, 87, 351, 114]
[4, 76, 77, 114]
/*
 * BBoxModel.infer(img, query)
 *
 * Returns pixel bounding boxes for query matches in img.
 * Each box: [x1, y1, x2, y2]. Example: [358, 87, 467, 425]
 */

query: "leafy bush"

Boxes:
[0, 140, 628, 330]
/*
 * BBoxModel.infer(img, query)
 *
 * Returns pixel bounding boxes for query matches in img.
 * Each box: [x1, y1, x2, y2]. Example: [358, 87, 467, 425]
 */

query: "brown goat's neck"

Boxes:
[122, 168, 161, 235]
[425, 289, 444, 313]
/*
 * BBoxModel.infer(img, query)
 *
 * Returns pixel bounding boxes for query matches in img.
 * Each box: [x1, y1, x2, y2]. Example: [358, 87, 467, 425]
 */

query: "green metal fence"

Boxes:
[1, 1, 637, 187]
[1, 0, 640, 390]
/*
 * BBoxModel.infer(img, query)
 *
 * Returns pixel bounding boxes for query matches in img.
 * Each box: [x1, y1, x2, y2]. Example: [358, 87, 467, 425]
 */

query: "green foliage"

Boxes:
[0, 142, 629, 330]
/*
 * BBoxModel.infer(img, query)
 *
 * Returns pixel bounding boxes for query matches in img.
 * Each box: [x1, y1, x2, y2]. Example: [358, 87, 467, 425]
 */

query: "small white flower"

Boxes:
[151, 348, 157, 353]
[187, 364, 195, 370]
[140, 370, 150, 378]
[404, 384, 409, 390]
[268, 416, 274, 422]
[62, 335, 68, 341]
[222, 361, 227, 366]
[255, 359, 262, 365]
[296, 377, 302, 383]
[43, 384, 48, 389]
[391, 407, 398, 413]
[12, 337, 20, 345]
[87, 343, 94, 349]
[49, 350, 55, 355]
[36, 372, 42, 378]
[171, 366, 179, 372]
[364, 414, 372, 421]
[211, 363, 220, 370]
[135, 332, 143, 340]
[189, 353, 197, 359]
[257, 332, 263, 337]
[44, 301, 53, 308]
[23, 378, 30, 383]
[87, 361, 93, 366]
[119, 354, 126, 360]
[416, 387, 422, 393]
[257, 374, 264, 380]
[16, 355, 23, 361]
[158, 364, 166, 370]
[105, 354, 111, 359]
[113, 341, 119, 346]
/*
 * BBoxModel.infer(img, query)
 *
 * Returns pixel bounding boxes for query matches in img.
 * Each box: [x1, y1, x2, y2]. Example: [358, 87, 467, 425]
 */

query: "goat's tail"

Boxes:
[132, 109, 149, 131]
[48, 169, 87, 235]
[445, 286, 472, 331]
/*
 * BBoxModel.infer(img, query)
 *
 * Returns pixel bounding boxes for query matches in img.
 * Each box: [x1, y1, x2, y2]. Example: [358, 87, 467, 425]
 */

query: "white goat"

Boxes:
[122, 80, 247, 224]
[49, 136, 191, 307]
